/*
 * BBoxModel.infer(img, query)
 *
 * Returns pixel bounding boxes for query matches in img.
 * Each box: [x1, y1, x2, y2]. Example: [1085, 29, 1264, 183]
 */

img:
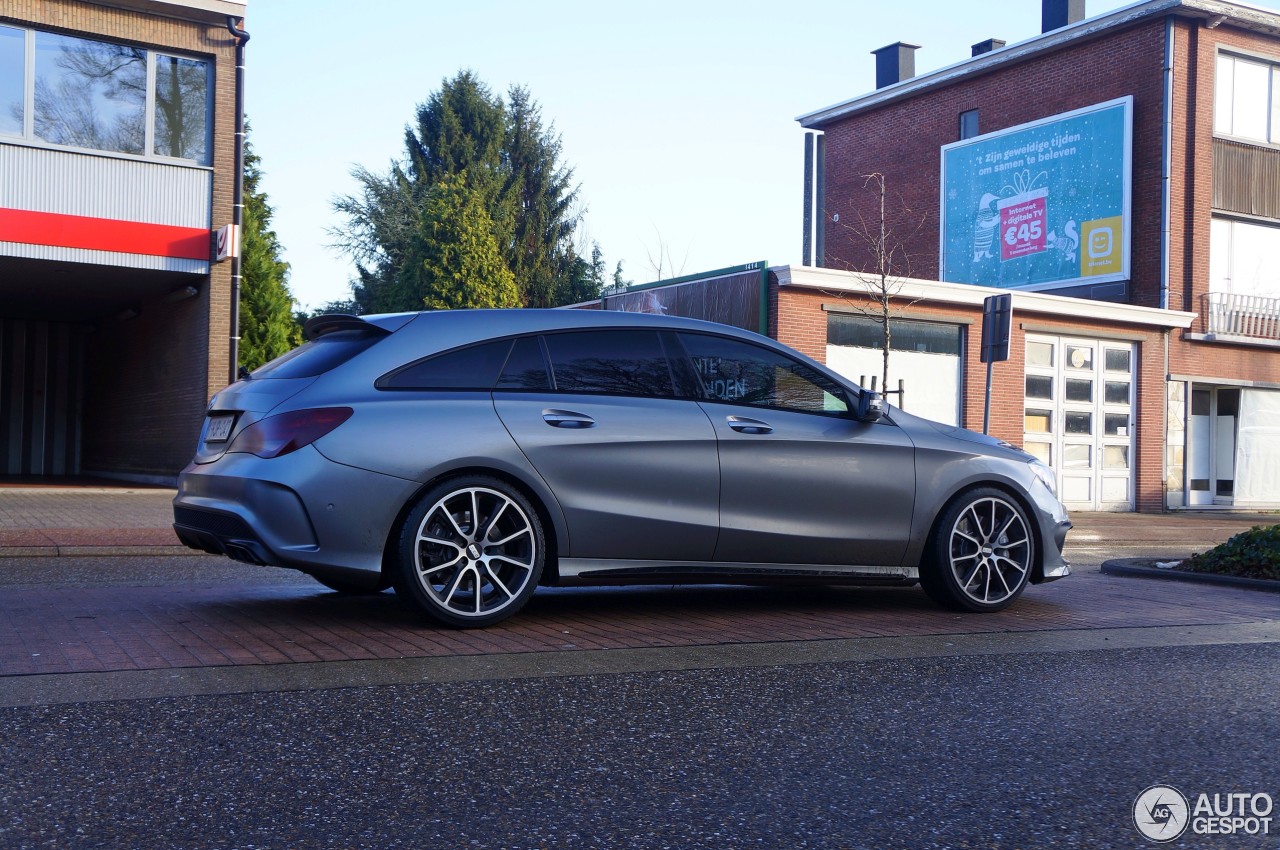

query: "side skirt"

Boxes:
[557, 559, 919, 585]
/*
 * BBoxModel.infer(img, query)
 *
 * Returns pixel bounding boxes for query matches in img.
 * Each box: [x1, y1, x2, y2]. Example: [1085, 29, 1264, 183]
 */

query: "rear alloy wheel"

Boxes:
[394, 477, 544, 628]
[921, 488, 1034, 612]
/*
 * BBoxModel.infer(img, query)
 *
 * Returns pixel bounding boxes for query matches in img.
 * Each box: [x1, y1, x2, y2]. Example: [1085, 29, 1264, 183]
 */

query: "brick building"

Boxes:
[791, 0, 1280, 511]
[1, 0, 245, 482]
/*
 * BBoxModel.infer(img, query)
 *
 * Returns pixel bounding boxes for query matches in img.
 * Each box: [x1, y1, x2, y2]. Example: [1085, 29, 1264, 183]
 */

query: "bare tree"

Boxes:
[826, 172, 927, 400]
[642, 225, 689, 282]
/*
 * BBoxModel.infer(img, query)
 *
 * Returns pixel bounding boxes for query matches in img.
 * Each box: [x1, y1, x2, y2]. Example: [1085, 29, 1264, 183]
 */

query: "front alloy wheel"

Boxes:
[921, 488, 1034, 612]
[395, 478, 544, 628]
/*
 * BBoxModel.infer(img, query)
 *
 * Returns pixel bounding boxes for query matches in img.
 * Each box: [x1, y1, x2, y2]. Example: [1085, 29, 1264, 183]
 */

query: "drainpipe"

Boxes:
[1160, 16, 1173, 312]
[226, 16, 250, 384]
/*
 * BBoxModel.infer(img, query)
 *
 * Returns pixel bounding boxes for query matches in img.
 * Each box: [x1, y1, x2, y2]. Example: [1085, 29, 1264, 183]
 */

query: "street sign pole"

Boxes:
[980, 294, 1012, 435]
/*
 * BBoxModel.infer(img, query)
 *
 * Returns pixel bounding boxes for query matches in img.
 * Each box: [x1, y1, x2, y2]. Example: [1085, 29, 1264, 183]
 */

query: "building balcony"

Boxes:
[1197, 291, 1280, 345]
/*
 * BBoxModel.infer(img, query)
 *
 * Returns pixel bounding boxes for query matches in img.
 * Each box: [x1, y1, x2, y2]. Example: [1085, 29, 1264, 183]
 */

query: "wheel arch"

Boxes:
[922, 479, 1045, 583]
[380, 465, 566, 585]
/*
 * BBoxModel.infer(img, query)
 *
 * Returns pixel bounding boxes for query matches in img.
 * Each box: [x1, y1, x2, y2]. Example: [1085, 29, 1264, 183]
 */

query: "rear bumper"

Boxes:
[173, 506, 279, 566]
[172, 446, 420, 576]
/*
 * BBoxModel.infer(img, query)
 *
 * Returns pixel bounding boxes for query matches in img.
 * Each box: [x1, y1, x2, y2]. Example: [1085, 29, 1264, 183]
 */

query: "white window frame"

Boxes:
[1214, 51, 1280, 146]
[1210, 215, 1280, 298]
[1, 25, 212, 165]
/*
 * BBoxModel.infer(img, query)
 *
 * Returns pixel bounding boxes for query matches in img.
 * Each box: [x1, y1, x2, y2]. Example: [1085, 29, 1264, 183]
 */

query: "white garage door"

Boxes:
[1023, 335, 1135, 511]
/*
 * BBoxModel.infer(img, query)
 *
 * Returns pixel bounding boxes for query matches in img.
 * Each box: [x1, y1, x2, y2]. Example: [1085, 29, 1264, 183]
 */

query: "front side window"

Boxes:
[35, 31, 146, 155]
[678, 333, 849, 415]
[544, 330, 675, 397]
[0, 26, 23, 136]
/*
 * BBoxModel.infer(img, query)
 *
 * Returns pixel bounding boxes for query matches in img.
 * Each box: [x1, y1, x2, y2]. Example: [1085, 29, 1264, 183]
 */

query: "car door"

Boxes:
[492, 330, 720, 562]
[675, 331, 916, 567]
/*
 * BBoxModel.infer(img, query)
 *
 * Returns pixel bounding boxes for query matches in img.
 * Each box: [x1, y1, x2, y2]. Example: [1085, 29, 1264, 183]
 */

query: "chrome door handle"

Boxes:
[727, 415, 772, 434]
[542, 409, 596, 428]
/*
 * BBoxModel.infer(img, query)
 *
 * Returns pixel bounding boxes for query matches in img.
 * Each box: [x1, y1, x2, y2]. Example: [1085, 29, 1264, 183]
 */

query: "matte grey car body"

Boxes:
[174, 309, 1071, 627]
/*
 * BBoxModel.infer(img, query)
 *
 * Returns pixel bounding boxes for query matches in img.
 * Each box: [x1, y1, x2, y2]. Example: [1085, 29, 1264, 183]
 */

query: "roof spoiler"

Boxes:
[302, 314, 391, 342]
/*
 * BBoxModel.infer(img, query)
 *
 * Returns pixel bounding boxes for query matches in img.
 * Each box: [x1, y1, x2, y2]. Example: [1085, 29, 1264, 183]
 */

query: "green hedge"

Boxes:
[1182, 524, 1280, 581]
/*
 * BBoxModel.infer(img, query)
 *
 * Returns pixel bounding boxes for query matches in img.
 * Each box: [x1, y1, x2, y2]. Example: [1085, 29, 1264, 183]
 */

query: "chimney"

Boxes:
[872, 42, 921, 89]
[972, 38, 1006, 56]
[1042, 0, 1085, 33]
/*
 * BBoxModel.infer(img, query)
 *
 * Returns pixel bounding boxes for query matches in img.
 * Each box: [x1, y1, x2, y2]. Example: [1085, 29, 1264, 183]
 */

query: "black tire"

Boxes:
[392, 475, 545, 628]
[920, 487, 1034, 613]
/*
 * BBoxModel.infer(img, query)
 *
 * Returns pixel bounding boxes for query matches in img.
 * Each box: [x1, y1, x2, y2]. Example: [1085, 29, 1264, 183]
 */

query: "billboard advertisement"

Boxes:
[939, 97, 1132, 291]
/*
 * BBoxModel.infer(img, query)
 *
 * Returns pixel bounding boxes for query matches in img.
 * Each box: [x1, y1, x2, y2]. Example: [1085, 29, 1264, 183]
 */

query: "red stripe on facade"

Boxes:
[0, 208, 210, 261]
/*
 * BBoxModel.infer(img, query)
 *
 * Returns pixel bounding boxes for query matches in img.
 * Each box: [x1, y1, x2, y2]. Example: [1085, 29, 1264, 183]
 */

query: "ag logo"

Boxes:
[1134, 785, 1190, 842]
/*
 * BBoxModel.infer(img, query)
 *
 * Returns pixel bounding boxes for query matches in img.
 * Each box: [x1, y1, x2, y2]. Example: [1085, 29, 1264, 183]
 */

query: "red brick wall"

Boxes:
[819, 20, 1168, 308]
[1167, 19, 1280, 386]
[4, 0, 240, 476]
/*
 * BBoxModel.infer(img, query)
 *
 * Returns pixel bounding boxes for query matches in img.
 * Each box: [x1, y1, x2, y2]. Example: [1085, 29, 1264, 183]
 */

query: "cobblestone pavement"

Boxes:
[0, 486, 1275, 678]
[2, 553, 1277, 677]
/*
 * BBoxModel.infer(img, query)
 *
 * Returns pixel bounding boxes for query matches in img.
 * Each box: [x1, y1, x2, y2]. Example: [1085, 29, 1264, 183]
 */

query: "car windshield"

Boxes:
[249, 329, 385, 380]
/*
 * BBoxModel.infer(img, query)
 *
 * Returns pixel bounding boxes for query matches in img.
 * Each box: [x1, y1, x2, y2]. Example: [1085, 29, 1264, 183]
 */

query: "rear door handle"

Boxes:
[727, 415, 773, 434]
[542, 409, 596, 428]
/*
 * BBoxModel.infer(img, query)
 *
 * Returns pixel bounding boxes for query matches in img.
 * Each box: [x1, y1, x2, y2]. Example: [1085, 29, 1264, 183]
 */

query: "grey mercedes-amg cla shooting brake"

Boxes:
[174, 309, 1071, 628]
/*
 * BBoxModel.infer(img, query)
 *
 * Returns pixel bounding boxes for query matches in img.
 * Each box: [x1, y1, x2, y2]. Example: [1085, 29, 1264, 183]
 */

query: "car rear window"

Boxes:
[249, 329, 385, 380]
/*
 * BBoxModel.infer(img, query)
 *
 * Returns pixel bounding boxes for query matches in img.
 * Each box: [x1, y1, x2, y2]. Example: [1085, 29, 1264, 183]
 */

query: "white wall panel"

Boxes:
[0, 143, 210, 227]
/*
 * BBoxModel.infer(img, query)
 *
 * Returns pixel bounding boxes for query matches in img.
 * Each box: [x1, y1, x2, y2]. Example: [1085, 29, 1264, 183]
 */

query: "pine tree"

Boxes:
[398, 173, 520, 311]
[331, 71, 586, 311]
[238, 128, 301, 371]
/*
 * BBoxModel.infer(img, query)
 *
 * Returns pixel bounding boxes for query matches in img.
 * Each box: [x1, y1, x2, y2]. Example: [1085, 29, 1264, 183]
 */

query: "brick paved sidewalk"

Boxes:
[0, 488, 187, 556]
[1, 567, 1276, 676]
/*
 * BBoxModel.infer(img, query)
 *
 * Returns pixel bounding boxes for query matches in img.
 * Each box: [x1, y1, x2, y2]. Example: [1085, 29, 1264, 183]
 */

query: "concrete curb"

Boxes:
[0, 545, 201, 558]
[1101, 558, 1280, 594]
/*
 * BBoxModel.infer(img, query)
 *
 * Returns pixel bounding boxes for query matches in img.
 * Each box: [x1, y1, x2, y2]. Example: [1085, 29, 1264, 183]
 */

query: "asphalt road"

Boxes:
[2, 641, 1278, 849]
[2, 540, 1278, 850]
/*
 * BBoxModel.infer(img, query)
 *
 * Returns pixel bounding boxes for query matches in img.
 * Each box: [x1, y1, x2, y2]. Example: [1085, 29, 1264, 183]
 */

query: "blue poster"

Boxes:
[939, 97, 1131, 290]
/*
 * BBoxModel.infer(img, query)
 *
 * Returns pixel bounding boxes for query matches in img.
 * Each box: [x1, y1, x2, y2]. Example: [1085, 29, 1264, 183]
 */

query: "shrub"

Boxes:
[1181, 524, 1280, 581]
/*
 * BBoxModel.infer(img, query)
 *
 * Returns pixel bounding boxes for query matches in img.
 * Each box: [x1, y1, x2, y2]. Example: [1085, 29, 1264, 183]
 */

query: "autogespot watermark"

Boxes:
[1134, 784, 1275, 843]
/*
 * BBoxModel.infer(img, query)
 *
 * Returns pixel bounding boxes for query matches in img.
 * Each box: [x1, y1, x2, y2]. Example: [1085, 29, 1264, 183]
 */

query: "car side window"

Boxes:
[379, 339, 514, 390]
[496, 336, 552, 390]
[676, 332, 850, 415]
[543, 330, 676, 397]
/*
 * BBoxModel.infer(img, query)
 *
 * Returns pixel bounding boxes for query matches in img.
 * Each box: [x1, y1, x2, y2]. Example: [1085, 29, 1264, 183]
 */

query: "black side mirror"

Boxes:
[856, 391, 884, 423]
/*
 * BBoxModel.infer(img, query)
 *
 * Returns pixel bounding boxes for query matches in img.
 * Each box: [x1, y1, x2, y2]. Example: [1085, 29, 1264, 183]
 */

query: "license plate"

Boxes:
[205, 415, 235, 442]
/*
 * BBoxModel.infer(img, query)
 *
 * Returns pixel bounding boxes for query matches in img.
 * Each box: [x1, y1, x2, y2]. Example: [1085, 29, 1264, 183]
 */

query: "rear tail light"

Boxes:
[227, 407, 353, 458]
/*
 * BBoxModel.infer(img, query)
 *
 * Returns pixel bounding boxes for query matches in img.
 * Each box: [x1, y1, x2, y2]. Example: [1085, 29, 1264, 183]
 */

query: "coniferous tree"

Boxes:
[398, 173, 520, 310]
[238, 128, 301, 370]
[332, 71, 587, 312]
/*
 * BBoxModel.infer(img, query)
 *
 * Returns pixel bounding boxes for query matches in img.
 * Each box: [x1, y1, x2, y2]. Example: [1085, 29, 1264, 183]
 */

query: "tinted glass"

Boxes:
[496, 336, 551, 390]
[544, 330, 674, 396]
[382, 339, 513, 390]
[250, 330, 384, 380]
[34, 31, 145, 154]
[828, 313, 961, 356]
[678, 333, 849, 415]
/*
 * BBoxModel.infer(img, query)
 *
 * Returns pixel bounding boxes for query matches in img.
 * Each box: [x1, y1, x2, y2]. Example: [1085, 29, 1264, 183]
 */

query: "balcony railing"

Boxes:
[1202, 292, 1280, 341]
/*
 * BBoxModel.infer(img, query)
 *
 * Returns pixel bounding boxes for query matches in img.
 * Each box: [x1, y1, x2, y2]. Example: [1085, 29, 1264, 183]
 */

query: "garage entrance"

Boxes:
[1023, 334, 1135, 511]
